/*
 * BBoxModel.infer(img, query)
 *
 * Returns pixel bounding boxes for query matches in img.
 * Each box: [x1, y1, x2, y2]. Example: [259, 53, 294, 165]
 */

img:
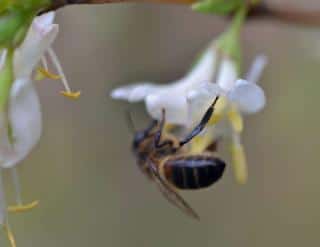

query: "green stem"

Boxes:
[217, 4, 248, 72]
[0, 48, 14, 112]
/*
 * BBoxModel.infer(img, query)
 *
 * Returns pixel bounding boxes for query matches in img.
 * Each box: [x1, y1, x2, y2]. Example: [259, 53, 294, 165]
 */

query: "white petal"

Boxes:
[245, 54, 268, 84]
[0, 79, 42, 168]
[182, 47, 216, 86]
[0, 50, 7, 71]
[186, 82, 222, 126]
[228, 79, 266, 114]
[216, 58, 238, 92]
[146, 93, 188, 125]
[111, 83, 162, 102]
[187, 81, 224, 100]
[14, 20, 59, 78]
[33, 12, 55, 31]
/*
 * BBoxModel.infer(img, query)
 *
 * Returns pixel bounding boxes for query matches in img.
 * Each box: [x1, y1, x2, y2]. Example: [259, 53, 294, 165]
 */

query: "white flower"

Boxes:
[0, 12, 58, 170]
[111, 44, 265, 127]
[111, 45, 216, 125]
[190, 55, 268, 184]
[0, 11, 78, 227]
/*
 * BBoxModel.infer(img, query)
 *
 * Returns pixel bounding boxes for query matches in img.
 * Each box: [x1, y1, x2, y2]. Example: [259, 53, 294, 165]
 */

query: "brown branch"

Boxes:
[47, 0, 195, 11]
[248, 2, 320, 26]
[46, 0, 320, 26]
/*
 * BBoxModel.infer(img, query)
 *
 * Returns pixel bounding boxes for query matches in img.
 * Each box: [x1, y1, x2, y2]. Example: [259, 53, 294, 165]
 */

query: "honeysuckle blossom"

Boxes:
[112, 44, 216, 125]
[0, 11, 80, 246]
[190, 55, 267, 184]
[111, 44, 265, 127]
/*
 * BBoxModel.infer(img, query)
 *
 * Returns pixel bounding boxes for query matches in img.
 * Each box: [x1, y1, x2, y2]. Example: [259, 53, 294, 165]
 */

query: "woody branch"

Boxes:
[47, 0, 320, 26]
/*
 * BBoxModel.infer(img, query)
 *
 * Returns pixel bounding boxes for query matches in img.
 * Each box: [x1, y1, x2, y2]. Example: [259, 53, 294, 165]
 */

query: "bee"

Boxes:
[131, 97, 226, 220]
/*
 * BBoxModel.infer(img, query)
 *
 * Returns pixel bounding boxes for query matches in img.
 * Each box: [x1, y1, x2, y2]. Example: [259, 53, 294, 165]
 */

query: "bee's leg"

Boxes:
[144, 119, 158, 135]
[154, 109, 174, 149]
[179, 96, 219, 147]
[125, 108, 157, 135]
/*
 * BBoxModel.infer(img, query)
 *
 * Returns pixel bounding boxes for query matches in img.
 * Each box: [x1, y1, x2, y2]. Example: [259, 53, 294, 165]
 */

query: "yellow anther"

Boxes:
[37, 67, 61, 80]
[227, 107, 243, 133]
[208, 97, 227, 126]
[60, 91, 81, 99]
[8, 200, 39, 213]
[230, 143, 248, 185]
[3, 224, 16, 247]
[214, 96, 227, 115]
[190, 129, 216, 154]
[208, 113, 222, 125]
[190, 136, 208, 154]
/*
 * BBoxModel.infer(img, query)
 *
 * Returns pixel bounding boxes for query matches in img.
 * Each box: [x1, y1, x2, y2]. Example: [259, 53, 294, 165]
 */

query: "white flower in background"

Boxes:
[0, 12, 80, 237]
[1, 12, 80, 170]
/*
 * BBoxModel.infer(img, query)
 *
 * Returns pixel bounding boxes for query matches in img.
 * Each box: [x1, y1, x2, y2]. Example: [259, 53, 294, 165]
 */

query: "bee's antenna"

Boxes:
[125, 108, 137, 134]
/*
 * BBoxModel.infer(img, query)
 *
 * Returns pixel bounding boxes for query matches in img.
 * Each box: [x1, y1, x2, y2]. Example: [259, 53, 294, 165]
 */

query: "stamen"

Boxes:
[8, 201, 39, 213]
[190, 134, 213, 154]
[60, 91, 81, 99]
[47, 48, 80, 99]
[230, 139, 248, 185]
[11, 168, 22, 205]
[8, 168, 39, 213]
[208, 96, 227, 126]
[36, 67, 61, 80]
[41, 55, 49, 71]
[208, 113, 222, 125]
[3, 224, 16, 247]
[227, 106, 243, 133]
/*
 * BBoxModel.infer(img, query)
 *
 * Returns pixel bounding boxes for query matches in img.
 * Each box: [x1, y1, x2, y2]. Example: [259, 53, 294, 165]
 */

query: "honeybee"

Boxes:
[131, 97, 226, 220]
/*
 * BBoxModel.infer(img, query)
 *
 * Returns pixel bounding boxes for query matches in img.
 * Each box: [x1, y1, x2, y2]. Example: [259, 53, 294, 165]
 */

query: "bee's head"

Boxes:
[132, 130, 149, 152]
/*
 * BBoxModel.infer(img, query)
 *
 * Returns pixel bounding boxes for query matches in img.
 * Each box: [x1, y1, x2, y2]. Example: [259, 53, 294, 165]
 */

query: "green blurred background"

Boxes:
[2, 1, 320, 246]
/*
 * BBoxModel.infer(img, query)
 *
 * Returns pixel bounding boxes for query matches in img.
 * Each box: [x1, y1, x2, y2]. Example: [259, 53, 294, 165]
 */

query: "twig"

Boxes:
[48, 0, 195, 11]
[249, 2, 320, 26]
[46, 0, 320, 26]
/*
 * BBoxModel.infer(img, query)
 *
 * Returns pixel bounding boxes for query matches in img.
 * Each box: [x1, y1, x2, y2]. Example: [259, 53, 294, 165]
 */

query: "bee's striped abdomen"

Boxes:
[163, 155, 226, 190]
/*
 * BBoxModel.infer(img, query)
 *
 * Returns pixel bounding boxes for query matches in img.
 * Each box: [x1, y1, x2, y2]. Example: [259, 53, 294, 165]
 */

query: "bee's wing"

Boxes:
[149, 161, 200, 220]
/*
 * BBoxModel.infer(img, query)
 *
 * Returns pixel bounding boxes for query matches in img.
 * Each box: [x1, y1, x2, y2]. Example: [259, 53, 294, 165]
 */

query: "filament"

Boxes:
[3, 223, 16, 247]
[11, 168, 22, 206]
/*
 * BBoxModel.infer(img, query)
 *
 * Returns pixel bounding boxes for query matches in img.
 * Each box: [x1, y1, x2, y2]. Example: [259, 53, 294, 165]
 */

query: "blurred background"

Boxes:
[2, 1, 320, 246]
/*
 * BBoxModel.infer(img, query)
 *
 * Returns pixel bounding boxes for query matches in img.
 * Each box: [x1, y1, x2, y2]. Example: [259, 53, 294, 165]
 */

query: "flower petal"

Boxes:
[182, 46, 216, 86]
[186, 82, 223, 126]
[14, 17, 59, 78]
[0, 79, 42, 168]
[216, 58, 238, 92]
[245, 54, 268, 84]
[111, 83, 161, 102]
[33, 12, 55, 33]
[146, 92, 188, 125]
[228, 79, 266, 114]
